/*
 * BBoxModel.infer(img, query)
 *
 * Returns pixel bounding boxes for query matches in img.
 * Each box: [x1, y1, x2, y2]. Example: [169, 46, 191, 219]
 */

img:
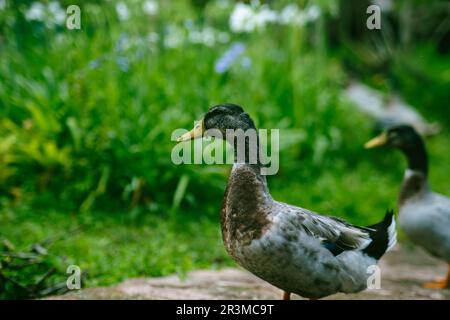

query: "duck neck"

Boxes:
[228, 129, 270, 200]
[228, 162, 270, 198]
[221, 162, 272, 250]
[220, 130, 272, 249]
[228, 127, 263, 168]
[398, 139, 429, 206]
[227, 128, 269, 198]
[401, 141, 428, 176]
[399, 169, 428, 206]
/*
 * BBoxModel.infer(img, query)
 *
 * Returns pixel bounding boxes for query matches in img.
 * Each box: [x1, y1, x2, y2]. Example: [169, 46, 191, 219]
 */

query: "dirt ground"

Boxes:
[51, 244, 450, 300]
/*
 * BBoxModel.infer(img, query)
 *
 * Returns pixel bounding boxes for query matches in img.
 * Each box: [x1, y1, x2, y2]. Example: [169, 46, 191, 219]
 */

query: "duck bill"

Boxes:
[364, 132, 388, 149]
[176, 120, 205, 142]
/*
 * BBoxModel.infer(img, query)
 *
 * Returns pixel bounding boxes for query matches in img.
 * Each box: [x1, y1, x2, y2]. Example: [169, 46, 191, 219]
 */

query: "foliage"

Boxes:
[0, 0, 448, 298]
[0, 236, 70, 299]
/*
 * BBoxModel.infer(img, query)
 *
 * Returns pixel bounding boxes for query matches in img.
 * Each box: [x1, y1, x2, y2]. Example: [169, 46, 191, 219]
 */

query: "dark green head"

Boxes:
[204, 104, 256, 133]
[365, 125, 428, 174]
[365, 125, 423, 151]
[176, 104, 256, 142]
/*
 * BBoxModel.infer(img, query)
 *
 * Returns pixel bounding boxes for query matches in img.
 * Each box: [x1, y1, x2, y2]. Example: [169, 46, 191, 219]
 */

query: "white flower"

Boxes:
[304, 5, 321, 22]
[279, 4, 304, 26]
[188, 30, 202, 44]
[253, 6, 278, 30]
[48, 1, 66, 25]
[24, 1, 66, 26]
[201, 28, 215, 47]
[25, 2, 46, 21]
[146, 32, 160, 43]
[164, 26, 183, 48]
[189, 27, 216, 47]
[116, 2, 130, 21]
[250, 0, 261, 8]
[229, 3, 255, 33]
[230, 2, 321, 32]
[230, 3, 278, 33]
[279, 4, 320, 26]
[164, 35, 182, 48]
[143, 0, 158, 15]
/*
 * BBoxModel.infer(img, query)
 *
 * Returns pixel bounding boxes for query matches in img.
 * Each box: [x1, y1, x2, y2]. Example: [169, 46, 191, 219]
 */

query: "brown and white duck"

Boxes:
[177, 103, 397, 299]
[365, 125, 450, 289]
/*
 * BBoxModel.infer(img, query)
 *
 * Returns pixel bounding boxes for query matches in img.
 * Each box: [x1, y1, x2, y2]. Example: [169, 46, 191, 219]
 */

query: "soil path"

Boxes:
[51, 245, 450, 300]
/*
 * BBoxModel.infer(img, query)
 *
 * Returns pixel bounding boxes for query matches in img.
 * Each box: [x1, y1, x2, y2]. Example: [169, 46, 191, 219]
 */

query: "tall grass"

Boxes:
[1, 0, 449, 226]
[1, 1, 363, 215]
[0, 0, 449, 294]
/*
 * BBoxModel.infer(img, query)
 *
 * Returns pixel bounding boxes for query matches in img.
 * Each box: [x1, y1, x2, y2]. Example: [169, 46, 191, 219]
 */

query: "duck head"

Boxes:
[364, 125, 423, 151]
[176, 103, 256, 142]
[365, 125, 428, 175]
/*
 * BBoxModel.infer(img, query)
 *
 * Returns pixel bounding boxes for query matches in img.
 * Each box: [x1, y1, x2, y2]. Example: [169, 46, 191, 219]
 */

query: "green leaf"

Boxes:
[171, 174, 190, 212]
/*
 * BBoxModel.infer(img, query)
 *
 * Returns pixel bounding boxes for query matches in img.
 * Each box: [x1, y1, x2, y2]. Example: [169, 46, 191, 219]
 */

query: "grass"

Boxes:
[1, 206, 232, 288]
[0, 0, 449, 297]
[2, 128, 449, 291]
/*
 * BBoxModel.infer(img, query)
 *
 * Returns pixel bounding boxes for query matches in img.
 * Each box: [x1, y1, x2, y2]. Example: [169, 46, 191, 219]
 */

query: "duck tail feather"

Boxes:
[362, 210, 397, 260]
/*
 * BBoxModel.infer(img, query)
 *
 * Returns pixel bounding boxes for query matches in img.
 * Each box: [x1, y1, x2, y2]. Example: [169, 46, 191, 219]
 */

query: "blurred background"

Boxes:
[0, 0, 449, 298]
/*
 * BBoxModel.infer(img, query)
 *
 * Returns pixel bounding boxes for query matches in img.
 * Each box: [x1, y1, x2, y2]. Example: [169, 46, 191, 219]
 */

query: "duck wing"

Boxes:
[417, 193, 450, 260]
[276, 202, 373, 255]
[306, 214, 373, 255]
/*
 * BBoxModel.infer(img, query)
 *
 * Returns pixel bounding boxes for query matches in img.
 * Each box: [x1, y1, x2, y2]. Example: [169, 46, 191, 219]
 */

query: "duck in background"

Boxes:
[177, 103, 397, 299]
[365, 125, 450, 289]
[345, 81, 440, 136]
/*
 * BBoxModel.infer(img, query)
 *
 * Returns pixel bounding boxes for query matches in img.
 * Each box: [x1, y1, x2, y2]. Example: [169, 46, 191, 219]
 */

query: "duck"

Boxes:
[345, 81, 440, 136]
[365, 125, 450, 289]
[177, 103, 397, 299]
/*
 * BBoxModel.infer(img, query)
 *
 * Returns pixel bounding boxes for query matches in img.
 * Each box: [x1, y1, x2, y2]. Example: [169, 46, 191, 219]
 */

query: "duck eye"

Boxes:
[389, 131, 398, 139]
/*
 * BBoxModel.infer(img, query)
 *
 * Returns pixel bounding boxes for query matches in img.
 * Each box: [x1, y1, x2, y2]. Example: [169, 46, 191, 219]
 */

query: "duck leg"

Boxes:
[423, 264, 450, 289]
[283, 291, 291, 300]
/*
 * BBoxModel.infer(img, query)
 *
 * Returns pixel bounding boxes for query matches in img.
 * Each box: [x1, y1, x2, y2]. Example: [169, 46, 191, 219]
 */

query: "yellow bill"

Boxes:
[364, 132, 388, 149]
[176, 120, 205, 142]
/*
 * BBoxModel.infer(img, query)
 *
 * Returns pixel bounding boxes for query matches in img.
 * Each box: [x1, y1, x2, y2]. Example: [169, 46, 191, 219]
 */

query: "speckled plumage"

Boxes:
[220, 163, 393, 299]
[179, 104, 396, 299]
